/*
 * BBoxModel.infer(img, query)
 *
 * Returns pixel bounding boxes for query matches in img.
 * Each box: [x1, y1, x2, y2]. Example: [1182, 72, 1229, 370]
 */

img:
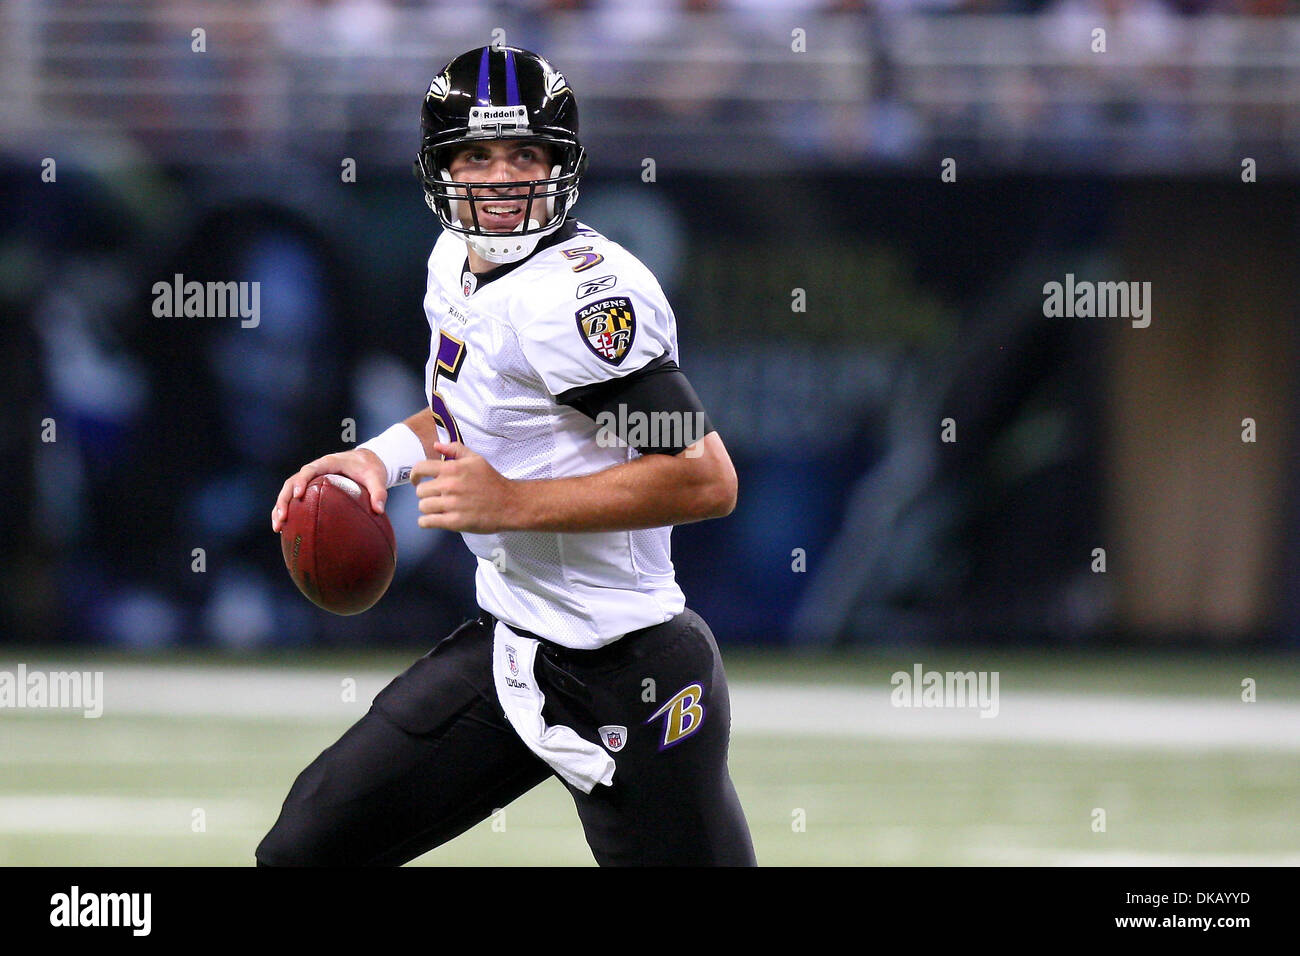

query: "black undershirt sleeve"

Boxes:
[556, 353, 716, 456]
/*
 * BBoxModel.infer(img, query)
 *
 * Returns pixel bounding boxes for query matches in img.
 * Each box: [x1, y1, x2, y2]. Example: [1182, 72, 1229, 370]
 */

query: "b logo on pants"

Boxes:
[647, 682, 706, 750]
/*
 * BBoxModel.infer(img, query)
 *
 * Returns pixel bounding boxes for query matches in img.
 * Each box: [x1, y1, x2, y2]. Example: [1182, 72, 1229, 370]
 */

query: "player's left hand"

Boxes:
[412, 441, 518, 534]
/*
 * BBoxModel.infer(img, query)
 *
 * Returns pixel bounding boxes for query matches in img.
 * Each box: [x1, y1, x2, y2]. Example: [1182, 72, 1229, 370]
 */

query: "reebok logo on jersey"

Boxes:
[575, 296, 636, 364]
[575, 274, 617, 299]
[646, 682, 706, 750]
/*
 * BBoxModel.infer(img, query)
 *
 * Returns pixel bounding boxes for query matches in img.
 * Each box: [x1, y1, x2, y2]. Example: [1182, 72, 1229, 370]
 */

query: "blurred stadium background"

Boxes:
[2, 0, 1299, 866]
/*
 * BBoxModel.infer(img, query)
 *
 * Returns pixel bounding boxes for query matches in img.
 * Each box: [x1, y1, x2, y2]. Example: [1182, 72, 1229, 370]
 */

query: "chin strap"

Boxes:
[463, 219, 549, 264]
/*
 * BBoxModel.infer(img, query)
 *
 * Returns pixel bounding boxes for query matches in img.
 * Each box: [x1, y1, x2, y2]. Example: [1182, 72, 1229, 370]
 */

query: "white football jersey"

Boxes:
[421, 220, 687, 648]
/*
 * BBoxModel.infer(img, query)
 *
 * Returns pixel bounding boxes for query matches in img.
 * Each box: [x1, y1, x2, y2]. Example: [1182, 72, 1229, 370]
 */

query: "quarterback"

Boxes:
[257, 46, 755, 866]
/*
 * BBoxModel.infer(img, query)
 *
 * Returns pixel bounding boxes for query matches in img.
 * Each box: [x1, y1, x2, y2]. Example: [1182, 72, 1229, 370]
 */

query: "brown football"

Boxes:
[280, 474, 396, 615]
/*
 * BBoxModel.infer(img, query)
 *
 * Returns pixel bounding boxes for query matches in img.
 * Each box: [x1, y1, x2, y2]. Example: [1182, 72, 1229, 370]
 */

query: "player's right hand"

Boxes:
[271, 449, 388, 533]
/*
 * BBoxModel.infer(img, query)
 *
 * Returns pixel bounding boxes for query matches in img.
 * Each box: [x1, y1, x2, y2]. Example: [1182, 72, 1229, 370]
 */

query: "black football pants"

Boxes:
[255, 608, 756, 866]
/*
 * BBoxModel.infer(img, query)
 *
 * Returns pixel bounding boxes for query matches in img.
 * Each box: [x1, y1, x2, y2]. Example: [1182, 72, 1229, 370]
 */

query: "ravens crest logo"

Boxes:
[575, 296, 636, 365]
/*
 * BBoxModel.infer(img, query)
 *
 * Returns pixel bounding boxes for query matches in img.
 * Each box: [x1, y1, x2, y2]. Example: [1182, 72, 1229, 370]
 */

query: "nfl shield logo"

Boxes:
[506, 645, 518, 676]
[598, 725, 627, 753]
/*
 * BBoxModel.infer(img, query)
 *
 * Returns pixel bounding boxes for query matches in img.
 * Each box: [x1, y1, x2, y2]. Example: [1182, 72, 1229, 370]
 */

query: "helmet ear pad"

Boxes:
[438, 168, 464, 225]
[545, 164, 561, 222]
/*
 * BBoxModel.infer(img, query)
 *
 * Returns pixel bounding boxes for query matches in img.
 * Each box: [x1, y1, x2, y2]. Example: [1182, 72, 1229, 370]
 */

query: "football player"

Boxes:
[258, 45, 755, 866]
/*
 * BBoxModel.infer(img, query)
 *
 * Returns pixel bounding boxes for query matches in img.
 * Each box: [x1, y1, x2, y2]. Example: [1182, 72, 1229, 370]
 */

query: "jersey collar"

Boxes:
[461, 219, 580, 295]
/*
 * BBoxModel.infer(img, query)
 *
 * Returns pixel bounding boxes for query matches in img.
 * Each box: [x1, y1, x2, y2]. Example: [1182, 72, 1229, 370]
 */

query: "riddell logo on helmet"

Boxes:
[469, 105, 528, 132]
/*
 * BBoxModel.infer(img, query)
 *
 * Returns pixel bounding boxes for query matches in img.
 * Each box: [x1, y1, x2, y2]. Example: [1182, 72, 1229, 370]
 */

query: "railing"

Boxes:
[4, 3, 1300, 172]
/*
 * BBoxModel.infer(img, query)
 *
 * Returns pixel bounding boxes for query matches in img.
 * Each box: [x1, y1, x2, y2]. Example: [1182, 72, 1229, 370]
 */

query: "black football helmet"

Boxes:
[416, 45, 587, 264]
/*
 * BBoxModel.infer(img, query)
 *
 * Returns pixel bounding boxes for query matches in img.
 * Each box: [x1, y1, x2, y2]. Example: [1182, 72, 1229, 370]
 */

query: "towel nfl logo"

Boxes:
[506, 645, 518, 676]
[598, 724, 627, 752]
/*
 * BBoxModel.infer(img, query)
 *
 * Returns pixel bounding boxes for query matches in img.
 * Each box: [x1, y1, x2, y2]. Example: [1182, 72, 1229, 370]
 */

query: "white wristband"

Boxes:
[357, 423, 426, 488]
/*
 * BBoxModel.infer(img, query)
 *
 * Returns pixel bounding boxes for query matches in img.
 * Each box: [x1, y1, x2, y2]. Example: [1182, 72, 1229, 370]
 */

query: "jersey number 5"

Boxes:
[561, 246, 604, 272]
[431, 330, 467, 449]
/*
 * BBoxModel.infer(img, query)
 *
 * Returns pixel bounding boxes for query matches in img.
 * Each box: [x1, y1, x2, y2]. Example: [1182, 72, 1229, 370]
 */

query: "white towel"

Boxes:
[491, 622, 615, 793]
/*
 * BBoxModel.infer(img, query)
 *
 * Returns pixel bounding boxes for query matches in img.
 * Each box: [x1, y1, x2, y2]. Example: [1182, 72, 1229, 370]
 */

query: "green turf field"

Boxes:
[2, 650, 1298, 865]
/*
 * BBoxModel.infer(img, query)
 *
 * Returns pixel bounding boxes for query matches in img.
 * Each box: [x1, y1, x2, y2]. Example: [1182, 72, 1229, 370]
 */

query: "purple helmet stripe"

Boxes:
[475, 46, 491, 105]
[504, 49, 520, 106]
